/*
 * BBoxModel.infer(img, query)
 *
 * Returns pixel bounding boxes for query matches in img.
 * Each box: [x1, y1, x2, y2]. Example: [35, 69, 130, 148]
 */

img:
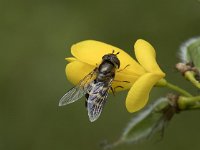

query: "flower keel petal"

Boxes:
[126, 73, 163, 112]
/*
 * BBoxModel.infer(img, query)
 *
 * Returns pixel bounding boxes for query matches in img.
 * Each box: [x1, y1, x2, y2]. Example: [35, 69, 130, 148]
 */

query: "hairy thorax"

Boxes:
[96, 61, 116, 82]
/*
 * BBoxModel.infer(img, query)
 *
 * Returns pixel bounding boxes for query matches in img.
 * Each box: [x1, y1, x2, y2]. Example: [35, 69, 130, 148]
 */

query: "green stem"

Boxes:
[178, 96, 200, 110]
[165, 82, 192, 97]
[157, 79, 193, 97]
[185, 71, 200, 89]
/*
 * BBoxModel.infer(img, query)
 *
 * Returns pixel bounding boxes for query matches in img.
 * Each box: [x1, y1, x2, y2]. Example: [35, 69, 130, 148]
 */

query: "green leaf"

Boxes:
[180, 37, 200, 70]
[103, 97, 174, 149]
[121, 97, 169, 143]
[188, 38, 200, 70]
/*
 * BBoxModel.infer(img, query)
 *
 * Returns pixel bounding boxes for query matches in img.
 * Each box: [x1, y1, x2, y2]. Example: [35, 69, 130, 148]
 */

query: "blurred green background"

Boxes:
[1, 0, 200, 150]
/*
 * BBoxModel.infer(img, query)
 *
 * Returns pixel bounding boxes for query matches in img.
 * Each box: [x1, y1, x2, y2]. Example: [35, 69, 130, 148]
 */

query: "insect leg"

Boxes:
[114, 86, 124, 90]
[117, 64, 130, 72]
[110, 87, 115, 96]
[113, 80, 130, 83]
[85, 93, 89, 108]
[111, 86, 124, 94]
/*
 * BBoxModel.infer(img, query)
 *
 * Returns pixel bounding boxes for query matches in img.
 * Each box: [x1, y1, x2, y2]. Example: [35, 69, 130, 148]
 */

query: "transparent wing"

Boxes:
[59, 69, 97, 106]
[87, 81, 112, 122]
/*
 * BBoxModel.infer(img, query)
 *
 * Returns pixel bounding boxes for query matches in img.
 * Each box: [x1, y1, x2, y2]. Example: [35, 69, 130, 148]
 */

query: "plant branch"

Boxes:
[157, 78, 193, 97]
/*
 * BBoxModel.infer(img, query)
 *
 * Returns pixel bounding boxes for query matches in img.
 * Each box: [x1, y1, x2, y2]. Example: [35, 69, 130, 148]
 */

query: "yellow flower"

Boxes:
[65, 39, 165, 113]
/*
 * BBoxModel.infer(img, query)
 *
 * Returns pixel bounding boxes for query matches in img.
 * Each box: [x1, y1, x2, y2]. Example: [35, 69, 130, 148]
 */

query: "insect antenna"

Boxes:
[115, 51, 120, 55]
[112, 50, 120, 55]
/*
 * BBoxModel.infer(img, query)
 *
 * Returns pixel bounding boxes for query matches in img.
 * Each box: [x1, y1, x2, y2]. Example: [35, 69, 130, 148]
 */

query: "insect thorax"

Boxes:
[96, 61, 116, 82]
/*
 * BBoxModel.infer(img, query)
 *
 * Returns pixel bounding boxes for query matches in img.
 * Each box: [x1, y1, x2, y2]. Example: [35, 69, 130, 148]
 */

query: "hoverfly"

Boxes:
[59, 51, 120, 122]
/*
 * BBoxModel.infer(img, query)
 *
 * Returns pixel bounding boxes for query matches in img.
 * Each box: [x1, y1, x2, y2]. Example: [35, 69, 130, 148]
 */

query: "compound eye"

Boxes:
[117, 61, 120, 68]
[102, 54, 110, 60]
[102, 55, 106, 59]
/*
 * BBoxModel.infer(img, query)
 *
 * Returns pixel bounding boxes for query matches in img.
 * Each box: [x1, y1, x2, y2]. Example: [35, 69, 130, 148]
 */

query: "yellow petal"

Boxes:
[71, 40, 145, 74]
[65, 57, 77, 62]
[65, 60, 95, 85]
[134, 39, 165, 74]
[111, 72, 139, 92]
[125, 73, 163, 112]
